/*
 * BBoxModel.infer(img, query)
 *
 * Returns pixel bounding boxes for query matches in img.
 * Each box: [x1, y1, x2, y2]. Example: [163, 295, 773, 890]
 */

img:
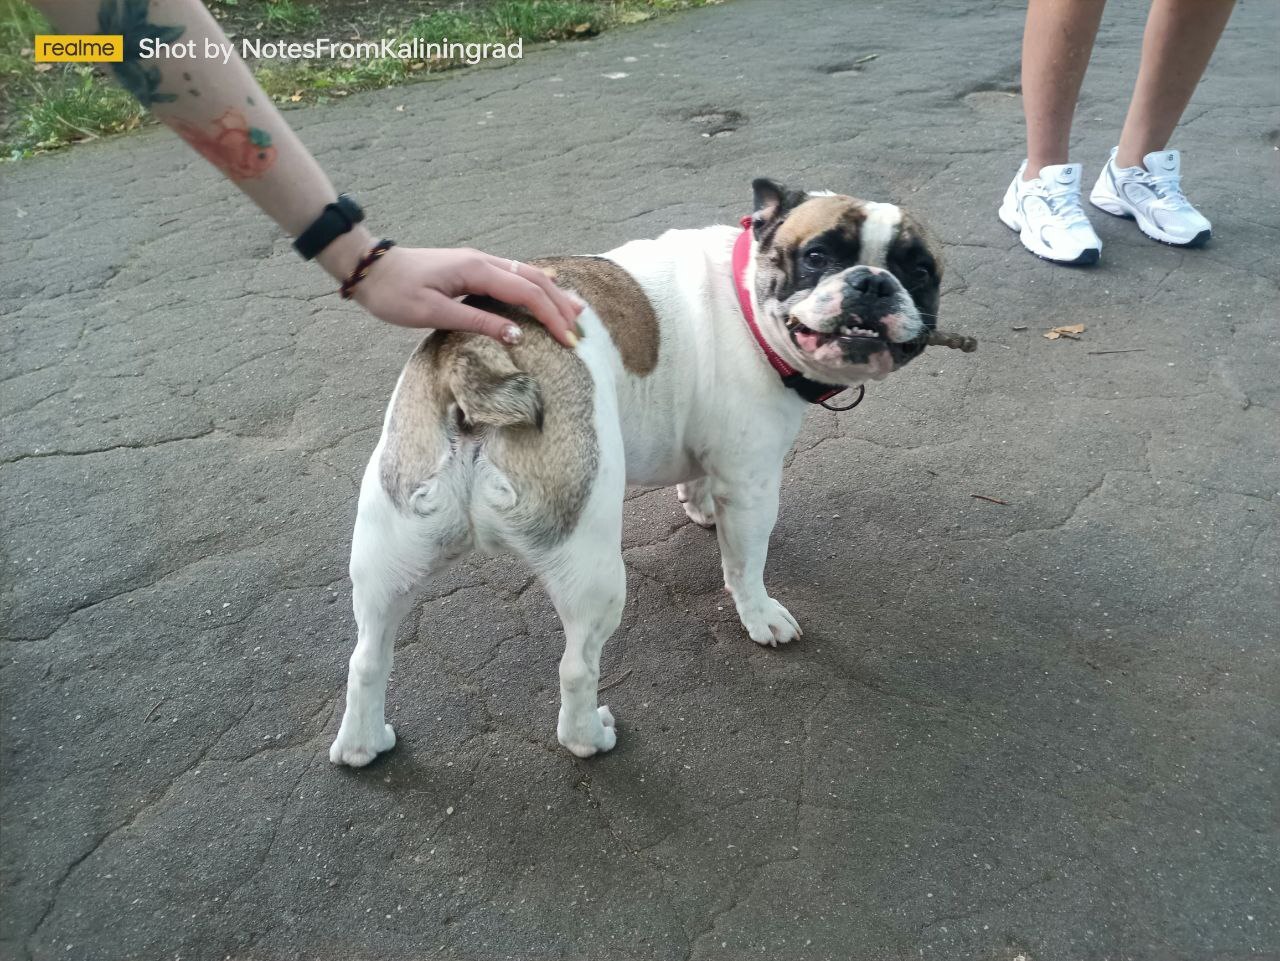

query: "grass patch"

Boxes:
[260, 0, 322, 33]
[254, 0, 612, 101]
[0, 0, 145, 157]
[409, 1, 607, 43]
[11, 66, 145, 146]
[1, 0, 725, 160]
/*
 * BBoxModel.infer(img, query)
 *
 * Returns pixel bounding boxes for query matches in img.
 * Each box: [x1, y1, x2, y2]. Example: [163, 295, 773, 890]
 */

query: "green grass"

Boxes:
[0, 0, 144, 158]
[254, 0, 612, 101]
[261, 0, 322, 32]
[408, 1, 604, 43]
[1, 0, 725, 160]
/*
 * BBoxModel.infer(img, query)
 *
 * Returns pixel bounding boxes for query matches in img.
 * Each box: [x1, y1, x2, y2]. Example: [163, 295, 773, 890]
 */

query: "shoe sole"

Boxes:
[1090, 192, 1212, 248]
[998, 206, 1101, 266]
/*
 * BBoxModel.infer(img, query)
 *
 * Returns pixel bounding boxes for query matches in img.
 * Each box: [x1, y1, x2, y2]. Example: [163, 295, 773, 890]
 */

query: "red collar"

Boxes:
[731, 217, 861, 410]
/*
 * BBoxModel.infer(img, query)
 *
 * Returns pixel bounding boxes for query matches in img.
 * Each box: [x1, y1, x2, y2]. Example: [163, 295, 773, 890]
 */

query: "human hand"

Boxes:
[346, 244, 583, 347]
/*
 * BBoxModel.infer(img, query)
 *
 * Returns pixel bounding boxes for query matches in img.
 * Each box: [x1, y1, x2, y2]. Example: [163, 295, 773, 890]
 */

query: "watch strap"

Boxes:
[293, 194, 365, 260]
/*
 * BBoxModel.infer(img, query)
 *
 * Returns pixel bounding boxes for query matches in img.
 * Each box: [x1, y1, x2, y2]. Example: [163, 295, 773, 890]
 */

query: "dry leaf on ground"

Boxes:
[1044, 323, 1086, 341]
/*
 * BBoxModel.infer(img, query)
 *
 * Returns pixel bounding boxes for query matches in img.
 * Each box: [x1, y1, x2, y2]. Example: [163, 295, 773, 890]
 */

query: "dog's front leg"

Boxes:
[712, 470, 802, 647]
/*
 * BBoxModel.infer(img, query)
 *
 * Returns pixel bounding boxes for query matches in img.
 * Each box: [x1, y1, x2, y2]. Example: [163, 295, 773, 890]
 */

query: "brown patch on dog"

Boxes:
[379, 303, 598, 549]
[534, 256, 659, 376]
[379, 342, 450, 508]
[773, 195, 869, 252]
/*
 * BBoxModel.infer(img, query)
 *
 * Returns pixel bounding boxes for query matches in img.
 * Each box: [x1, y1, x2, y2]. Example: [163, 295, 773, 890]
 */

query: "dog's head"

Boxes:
[746, 178, 942, 385]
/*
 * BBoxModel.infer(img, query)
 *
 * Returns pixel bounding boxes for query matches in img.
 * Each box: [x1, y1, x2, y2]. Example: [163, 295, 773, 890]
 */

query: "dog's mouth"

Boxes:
[786, 317, 887, 354]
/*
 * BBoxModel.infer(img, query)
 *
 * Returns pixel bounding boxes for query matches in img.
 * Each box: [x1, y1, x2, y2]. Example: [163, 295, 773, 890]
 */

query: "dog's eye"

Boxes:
[914, 263, 934, 280]
[803, 249, 830, 270]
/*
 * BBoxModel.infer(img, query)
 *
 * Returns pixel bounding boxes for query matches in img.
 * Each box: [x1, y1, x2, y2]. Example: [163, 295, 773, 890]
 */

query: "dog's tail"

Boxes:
[445, 336, 545, 431]
[440, 298, 545, 431]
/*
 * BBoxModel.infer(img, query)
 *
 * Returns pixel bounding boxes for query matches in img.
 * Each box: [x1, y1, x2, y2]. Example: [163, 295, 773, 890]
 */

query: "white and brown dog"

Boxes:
[330, 179, 944, 765]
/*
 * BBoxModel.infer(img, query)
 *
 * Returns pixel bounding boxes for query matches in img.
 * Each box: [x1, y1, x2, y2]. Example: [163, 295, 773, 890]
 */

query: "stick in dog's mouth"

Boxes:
[783, 317, 977, 353]
[919, 330, 978, 352]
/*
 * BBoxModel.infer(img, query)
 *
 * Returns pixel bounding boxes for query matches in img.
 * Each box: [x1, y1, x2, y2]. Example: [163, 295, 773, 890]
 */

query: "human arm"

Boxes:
[31, 0, 581, 345]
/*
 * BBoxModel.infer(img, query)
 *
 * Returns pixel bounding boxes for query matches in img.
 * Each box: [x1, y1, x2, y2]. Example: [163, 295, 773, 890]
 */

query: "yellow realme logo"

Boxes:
[34, 34, 124, 62]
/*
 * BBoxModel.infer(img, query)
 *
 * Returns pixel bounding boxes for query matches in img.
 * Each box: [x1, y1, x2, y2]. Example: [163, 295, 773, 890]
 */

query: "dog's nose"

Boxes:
[847, 268, 897, 301]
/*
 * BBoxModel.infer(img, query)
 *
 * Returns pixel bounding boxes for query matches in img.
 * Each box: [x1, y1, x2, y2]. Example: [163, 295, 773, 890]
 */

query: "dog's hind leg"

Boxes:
[542, 536, 626, 758]
[330, 456, 467, 767]
[528, 438, 627, 758]
[329, 580, 412, 767]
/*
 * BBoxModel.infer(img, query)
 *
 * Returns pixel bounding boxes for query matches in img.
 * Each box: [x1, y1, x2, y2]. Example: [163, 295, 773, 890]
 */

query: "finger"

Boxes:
[426, 294, 525, 345]
[463, 262, 577, 347]
[484, 255, 583, 324]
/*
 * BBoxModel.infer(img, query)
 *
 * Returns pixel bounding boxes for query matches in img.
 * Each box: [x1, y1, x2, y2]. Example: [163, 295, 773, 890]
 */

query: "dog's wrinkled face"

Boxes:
[748, 178, 942, 385]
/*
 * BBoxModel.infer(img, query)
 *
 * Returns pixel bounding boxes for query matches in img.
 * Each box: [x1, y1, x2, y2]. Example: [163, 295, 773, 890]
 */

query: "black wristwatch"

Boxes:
[292, 194, 365, 260]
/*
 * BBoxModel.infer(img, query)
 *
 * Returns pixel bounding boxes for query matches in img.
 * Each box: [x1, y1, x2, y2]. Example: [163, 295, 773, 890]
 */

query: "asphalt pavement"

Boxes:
[2, 1, 1278, 958]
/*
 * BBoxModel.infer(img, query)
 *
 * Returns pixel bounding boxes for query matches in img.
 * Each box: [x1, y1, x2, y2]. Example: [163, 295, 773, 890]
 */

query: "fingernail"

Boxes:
[501, 324, 523, 345]
[565, 331, 580, 348]
[574, 321, 586, 339]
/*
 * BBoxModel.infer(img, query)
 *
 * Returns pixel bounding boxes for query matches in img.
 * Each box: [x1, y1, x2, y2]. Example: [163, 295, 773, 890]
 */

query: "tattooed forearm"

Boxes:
[174, 109, 277, 180]
[98, 0, 184, 106]
[35, 0, 364, 255]
[92, 0, 276, 179]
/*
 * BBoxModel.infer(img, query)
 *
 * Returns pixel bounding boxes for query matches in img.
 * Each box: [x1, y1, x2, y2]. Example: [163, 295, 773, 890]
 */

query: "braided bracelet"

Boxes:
[339, 239, 396, 299]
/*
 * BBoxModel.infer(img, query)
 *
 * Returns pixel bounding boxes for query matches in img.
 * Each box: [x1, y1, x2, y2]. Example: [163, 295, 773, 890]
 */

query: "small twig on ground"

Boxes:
[1087, 348, 1146, 355]
[144, 698, 164, 722]
[598, 668, 634, 693]
[970, 493, 1009, 505]
[854, 53, 878, 64]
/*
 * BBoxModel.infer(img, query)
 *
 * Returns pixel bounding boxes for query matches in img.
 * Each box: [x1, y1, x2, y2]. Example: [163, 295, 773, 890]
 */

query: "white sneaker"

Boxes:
[1089, 148, 1212, 247]
[999, 161, 1102, 265]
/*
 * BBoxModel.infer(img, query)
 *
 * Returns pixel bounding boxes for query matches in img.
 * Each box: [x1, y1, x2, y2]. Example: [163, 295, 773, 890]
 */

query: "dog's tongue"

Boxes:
[794, 329, 824, 353]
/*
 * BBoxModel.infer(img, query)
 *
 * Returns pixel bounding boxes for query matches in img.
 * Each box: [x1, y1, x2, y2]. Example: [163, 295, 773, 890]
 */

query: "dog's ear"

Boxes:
[751, 178, 807, 242]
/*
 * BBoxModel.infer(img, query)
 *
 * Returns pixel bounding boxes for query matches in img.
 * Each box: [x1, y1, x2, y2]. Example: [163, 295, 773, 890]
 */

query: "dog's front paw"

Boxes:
[736, 597, 802, 647]
[558, 705, 618, 758]
[677, 482, 716, 528]
[329, 719, 396, 767]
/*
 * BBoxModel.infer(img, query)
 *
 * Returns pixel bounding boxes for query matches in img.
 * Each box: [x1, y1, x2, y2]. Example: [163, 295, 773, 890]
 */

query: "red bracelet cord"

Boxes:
[339, 239, 396, 299]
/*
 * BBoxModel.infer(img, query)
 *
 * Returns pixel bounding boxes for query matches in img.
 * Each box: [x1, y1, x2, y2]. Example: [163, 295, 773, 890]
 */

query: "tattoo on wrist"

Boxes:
[99, 0, 183, 107]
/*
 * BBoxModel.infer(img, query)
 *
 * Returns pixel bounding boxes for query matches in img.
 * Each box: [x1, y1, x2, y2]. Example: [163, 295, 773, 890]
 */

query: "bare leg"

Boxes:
[1115, 0, 1236, 167]
[1021, 0, 1109, 178]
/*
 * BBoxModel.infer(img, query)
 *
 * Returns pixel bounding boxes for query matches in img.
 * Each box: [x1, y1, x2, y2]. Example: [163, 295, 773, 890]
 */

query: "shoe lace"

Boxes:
[1038, 183, 1090, 227]
[1146, 172, 1191, 209]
